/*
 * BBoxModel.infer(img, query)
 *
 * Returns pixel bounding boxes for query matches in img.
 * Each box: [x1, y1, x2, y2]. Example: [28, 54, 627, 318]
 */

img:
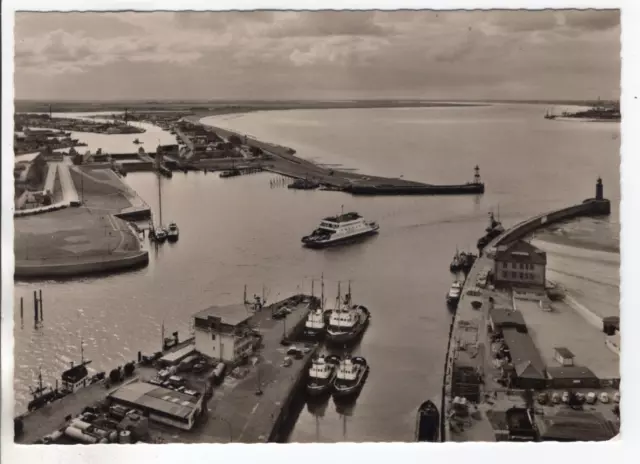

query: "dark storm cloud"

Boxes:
[13, 10, 620, 101]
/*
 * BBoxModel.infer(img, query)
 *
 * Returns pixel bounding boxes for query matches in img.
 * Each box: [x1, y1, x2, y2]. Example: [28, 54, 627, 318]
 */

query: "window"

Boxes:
[519, 273, 524, 279]
[519, 263, 523, 270]
[211, 333, 216, 340]
[511, 272, 517, 279]
[502, 262, 507, 268]
[502, 271, 508, 278]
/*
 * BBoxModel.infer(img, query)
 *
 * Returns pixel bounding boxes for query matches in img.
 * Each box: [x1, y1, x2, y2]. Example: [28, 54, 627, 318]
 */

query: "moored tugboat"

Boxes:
[325, 282, 370, 346]
[307, 354, 341, 396]
[458, 251, 477, 274]
[332, 356, 369, 399]
[167, 222, 179, 242]
[415, 400, 440, 442]
[446, 281, 463, 308]
[450, 250, 461, 273]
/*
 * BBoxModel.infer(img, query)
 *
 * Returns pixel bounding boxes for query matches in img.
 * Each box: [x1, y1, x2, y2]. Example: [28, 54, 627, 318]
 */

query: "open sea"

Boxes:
[13, 103, 620, 442]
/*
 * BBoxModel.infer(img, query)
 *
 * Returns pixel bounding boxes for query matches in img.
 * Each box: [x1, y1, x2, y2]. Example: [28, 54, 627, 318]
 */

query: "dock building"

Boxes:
[193, 305, 257, 363]
[108, 381, 204, 430]
[493, 240, 547, 288]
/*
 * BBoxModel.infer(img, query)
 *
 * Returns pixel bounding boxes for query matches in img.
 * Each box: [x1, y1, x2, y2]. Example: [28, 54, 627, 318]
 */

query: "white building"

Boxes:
[193, 305, 255, 363]
[493, 240, 547, 288]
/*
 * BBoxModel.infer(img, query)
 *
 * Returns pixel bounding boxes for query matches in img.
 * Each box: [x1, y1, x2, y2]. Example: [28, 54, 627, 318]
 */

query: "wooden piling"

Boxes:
[20, 297, 24, 322]
[39, 289, 43, 321]
[33, 291, 39, 324]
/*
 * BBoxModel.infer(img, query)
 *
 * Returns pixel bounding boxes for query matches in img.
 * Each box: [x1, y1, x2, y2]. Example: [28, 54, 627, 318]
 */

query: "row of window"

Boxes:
[501, 271, 537, 281]
[501, 262, 535, 270]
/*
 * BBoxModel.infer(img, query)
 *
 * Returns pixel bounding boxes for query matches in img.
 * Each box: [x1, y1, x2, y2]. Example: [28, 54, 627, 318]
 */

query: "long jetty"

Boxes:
[184, 115, 485, 196]
[441, 180, 612, 442]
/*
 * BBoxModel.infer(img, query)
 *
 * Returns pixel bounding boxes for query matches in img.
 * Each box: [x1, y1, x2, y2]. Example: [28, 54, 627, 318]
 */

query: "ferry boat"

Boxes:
[326, 283, 370, 345]
[332, 356, 369, 398]
[302, 210, 379, 249]
[415, 400, 440, 442]
[167, 222, 179, 242]
[307, 354, 341, 396]
[446, 281, 463, 307]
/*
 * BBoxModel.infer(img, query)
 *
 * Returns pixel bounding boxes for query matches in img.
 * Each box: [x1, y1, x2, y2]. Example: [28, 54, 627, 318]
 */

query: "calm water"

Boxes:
[13, 104, 619, 442]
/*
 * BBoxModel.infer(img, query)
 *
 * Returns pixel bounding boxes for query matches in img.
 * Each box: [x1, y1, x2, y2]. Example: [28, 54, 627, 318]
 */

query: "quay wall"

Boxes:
[14, 251, 149, 279]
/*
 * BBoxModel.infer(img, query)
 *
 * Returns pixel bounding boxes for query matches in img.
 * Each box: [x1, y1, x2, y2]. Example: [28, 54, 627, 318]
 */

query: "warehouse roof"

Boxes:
[109, 382, 201, 419]
[193, 304, 252, 327]
[502, 328, 546, 379]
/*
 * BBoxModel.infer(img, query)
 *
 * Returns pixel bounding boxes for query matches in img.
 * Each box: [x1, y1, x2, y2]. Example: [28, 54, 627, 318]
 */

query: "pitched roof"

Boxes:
[536, 411, 617, 441]
[502, 328, 546, 379]
[495, 240, 547, 265]
[109, 381, 200, 419]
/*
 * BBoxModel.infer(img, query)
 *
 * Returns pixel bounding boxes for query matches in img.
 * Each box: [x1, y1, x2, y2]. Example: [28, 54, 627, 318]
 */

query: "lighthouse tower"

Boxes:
[595, 177, 604, 201]
[473, 165, 482, 185]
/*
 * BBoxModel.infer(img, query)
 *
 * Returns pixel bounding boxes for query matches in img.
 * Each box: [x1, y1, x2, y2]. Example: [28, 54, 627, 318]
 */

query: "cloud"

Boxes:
[13, 10, 620, 101]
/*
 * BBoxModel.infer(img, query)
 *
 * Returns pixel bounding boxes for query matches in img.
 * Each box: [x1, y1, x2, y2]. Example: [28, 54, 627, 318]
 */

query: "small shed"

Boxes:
[553, 347, 575, 366]
[546, 366, 599, 389]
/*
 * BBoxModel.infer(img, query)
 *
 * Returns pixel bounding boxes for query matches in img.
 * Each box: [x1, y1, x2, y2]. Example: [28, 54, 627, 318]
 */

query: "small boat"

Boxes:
[307, 354, 340, 396]
[446, 281, 463, 307]
[302, 210, 379, 249]
[332, 356, 369, 398]
[415, 400, 440, 442]
[325, 283, 370, 345]
[477, 211, 505, 251]
[154, 227, 168, 243]
[167, 222, 179, 242]
[219, 168, 241, 178]
[450, 251, 461, 273]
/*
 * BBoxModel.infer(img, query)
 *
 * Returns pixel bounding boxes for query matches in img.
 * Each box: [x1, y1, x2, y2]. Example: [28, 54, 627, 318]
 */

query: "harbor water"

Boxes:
[13, 104, 619, 442]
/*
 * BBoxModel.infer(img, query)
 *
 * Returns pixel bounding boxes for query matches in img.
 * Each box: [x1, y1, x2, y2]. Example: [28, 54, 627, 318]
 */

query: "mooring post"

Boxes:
[20, 297, 24, 322]
[39, 289, 43, 321]
[33, 290, 39, 324]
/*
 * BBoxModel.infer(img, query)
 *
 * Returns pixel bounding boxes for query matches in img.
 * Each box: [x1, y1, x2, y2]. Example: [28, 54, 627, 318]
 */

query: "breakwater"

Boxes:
[191, 115, 486, 196]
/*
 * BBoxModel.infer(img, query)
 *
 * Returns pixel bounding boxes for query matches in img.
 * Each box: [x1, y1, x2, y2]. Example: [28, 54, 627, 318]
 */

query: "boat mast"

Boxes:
[347, 280, 352, 305]
[157, 172, 163, 227]
[321, 273, 325, 309]
[337, 282, 342, 310]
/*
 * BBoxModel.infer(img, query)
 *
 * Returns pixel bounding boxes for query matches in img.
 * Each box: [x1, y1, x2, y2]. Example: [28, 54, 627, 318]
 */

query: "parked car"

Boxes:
[599, 392, 610, 404]
[562, 391, 570, 404]
[552, 392, 561, 404]
[575, 392, 586, 404]
[537, 392, 548, 405]
[614, 392, 621, 403]
[586, 392, 597, 404]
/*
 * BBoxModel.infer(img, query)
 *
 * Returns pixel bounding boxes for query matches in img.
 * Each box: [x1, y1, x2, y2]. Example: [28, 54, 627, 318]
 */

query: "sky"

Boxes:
[13, 10, 621, 101]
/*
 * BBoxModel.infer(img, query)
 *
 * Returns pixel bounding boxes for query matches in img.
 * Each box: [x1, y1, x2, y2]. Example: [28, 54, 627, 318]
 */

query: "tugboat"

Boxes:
[167, 222, 179, 242]
[458, 251, 477, 274]
[302, 208, 379, 249]
[154, 227, 168, 243]
[477, 211, 505, 251]
[415, 400, 440, 442]
[325, 282, 370, 345]
[60, 338, 92, 395]
[307, 354, 341, 396]
[446, 281, 463, 308]
[332, 356, 369, 398]
[303, 274, 332, 339]
[450, 249, 461, 273]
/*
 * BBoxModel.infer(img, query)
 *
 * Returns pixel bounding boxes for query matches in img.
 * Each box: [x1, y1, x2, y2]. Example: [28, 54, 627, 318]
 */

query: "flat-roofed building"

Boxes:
[108, 381, 204, 430]
[494, 240, 547, 288]
[193, 305, 255, 363]
[546, 365, 600, 389]
[489, 308, 527, 333]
